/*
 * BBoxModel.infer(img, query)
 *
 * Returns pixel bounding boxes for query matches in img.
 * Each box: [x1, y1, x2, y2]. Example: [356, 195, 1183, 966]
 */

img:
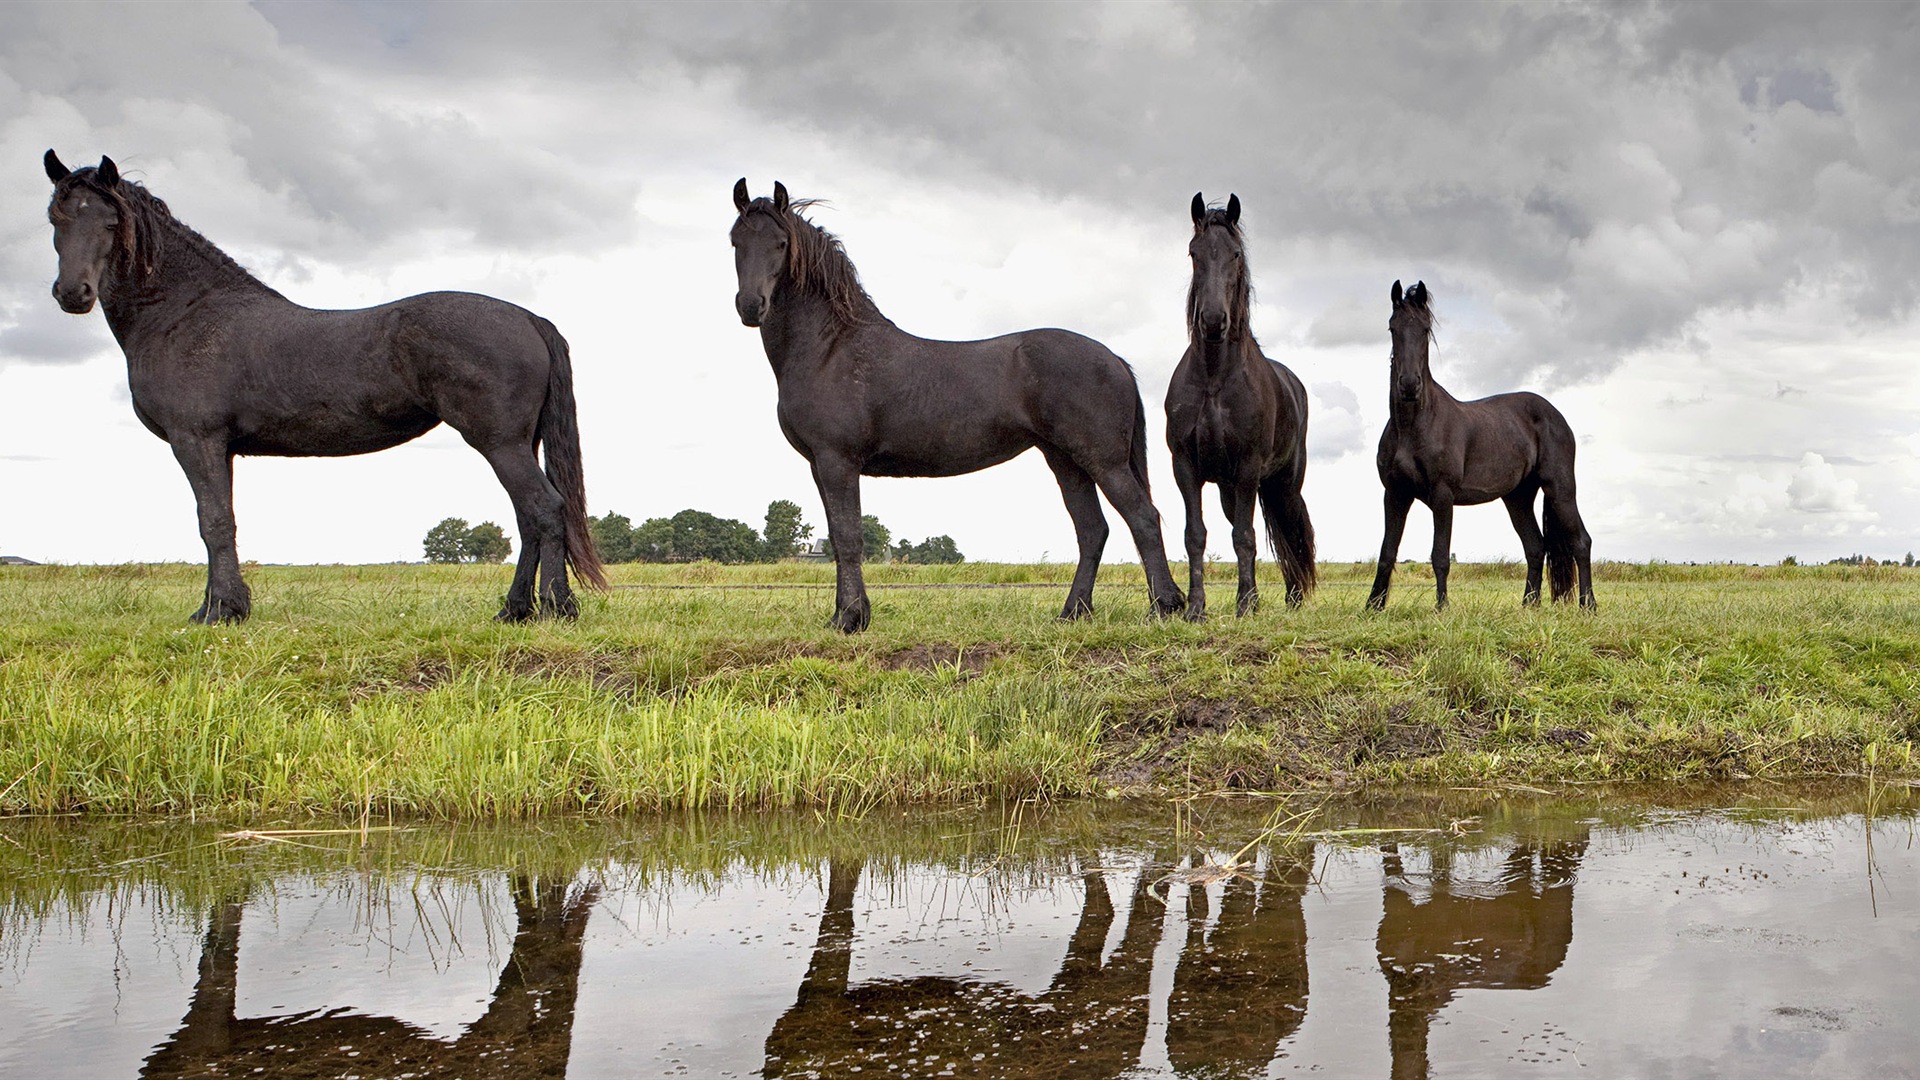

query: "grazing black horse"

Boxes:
[1165, 193, 1316, 619]
[43, 151, 605, 622]
[729, 179, 1184, 632]
[1368, 280, 1595, 610]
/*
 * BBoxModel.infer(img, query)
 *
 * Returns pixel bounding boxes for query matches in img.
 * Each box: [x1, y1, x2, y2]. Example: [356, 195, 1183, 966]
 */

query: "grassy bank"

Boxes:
[2, 560, 1916, 815]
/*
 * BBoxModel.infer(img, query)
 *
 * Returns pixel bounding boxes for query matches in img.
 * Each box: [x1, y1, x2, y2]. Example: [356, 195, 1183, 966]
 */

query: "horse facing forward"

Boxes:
[1369, 280, 1595, 610]
[1164, 193, 1316, 619]
[44, 151, 605, 622]
[729, 180, 1185, 632]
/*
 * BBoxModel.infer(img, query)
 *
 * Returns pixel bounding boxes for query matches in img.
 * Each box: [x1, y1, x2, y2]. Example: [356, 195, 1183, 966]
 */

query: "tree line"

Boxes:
[424, 501, 964, 565]
[589, 500, 963, 564]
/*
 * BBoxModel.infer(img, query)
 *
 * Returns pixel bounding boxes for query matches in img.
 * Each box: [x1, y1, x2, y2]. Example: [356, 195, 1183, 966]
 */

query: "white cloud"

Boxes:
[1786, 452, 1871, 518]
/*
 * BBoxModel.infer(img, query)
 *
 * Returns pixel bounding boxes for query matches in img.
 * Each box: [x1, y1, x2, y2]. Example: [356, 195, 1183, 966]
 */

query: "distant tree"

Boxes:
[673, 509, 762, 563]
[893, 538, 915, 562]
[1906, 552, 1915, 568]
[633, 516, 675, 562]
[424, 517, 512, 563]
[907, 535, 964, 564]
[762, 500, 813, 560]
[1780, 555, 1798, 567]
[862, 515, 892, 563]
[461, 522, 512, 564]
[424, 518, 472, 564]
[589, 512, 638, 564]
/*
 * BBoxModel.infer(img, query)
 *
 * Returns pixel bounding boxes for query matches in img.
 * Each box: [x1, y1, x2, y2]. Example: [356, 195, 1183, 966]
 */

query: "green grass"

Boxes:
[2, 560, 1916, 816]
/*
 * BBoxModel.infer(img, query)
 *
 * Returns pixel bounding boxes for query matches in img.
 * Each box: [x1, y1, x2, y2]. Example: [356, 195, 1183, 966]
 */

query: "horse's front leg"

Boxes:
[811, 456, 870, 633]
[1171, 452, 1208, 621]
[1367, 488, 1414, 611]
[1430, 495, 1455, 611]
[170, 435, 251, 623]
[1222, 477, 1261, 616]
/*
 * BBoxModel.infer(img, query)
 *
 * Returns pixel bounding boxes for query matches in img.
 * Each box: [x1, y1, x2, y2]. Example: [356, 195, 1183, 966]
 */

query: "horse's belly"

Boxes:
[231, 409, 440, 457]
[865, 442, 1028, 477]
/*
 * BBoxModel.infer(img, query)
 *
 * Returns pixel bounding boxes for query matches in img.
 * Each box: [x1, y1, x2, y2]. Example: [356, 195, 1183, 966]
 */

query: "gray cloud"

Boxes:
[412, 0, 1914, 392]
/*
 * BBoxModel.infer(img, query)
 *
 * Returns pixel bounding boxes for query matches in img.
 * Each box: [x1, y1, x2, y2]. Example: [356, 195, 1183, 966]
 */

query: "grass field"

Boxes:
[1, 560, 1916, 816]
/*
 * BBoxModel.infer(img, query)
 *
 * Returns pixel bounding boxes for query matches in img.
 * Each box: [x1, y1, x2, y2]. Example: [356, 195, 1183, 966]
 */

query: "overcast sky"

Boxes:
[2, 0, 1917, 569]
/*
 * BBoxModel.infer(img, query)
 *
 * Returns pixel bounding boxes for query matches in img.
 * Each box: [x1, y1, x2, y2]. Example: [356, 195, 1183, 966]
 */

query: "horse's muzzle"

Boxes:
[735, 292, 766, 327]
[53, 281, 95, 315]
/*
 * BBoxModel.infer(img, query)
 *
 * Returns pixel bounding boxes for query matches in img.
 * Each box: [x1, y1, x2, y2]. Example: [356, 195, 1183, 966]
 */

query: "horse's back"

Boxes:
[207, 291, 554, 455]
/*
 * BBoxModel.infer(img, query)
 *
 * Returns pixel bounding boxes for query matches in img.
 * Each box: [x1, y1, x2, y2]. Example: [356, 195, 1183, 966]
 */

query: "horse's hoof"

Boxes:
[1184, 606, 1207, 623]
[495, 605, 535, 623]
[1236, 594, 1260, 617]
[191, 598, 250, 624]
[830, 606, 871, 634]
[1364, 595, 1388, 612]
[539, 595, 581, 620]
[1058, 599, 1094, 621]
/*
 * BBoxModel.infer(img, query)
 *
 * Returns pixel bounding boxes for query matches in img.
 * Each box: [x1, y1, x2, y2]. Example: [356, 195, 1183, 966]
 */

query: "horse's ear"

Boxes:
[1191, 192, 1206, 226]
[1410, 280, 1428, 309]
[733, 178, 750, 213]
[772, 181, 789, 213]
[1391, 280, 1404, 306]
[44, 149, 70, 183]
[96, 156, 120, 187]
[1226, 193, 1241, 225]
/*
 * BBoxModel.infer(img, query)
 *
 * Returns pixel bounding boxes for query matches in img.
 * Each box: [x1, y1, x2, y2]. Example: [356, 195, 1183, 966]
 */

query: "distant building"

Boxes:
[798, 539, 830, 562]
[0, 555, 40, 566]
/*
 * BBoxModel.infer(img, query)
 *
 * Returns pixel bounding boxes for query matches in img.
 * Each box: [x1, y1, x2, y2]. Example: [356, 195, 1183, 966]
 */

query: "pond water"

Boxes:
[2, 786, 1916, 1078]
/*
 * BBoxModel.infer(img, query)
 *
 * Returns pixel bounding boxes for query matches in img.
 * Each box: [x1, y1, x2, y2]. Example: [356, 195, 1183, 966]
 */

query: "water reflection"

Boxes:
[1377, 836, 1587, 1079]
[2, 788, 1915, 1078]
[764, 855, 1169, 1077]
[141, 874, 598, 1079]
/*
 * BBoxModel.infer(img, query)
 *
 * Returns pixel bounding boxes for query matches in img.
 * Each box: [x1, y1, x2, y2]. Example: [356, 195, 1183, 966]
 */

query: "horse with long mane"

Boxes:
[729, 180, 1184, 632]
[43, 151, 605, 622]
[1368, 280, 1595, 610]
[1164, 193, 1316, 619]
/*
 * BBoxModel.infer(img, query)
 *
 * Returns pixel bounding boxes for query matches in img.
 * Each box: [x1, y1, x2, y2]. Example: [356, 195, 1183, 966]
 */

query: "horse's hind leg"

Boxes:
[1543, 486, 1596, 609]
[1042, 448, 1110, 619]
[1091, 465, 1185, 617]
[1502, 483, 1546, 607]
[170, 436, 251, 623]
[1221, 478, 1261, 616]
[479, 443, 574, 620]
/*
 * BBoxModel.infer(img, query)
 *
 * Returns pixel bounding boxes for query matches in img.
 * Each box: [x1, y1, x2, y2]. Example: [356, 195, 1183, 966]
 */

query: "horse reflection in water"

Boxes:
[764, 852, 1312, 1078]
[1375, 835, 1589, 1080]
[141, 874, 597, 1079]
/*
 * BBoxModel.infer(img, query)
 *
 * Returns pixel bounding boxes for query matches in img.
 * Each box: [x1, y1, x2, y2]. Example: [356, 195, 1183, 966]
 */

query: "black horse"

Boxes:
[1368, 281, 1594, 610]
[43, 151, 604, 622]
[1165, 193, 1316, 619]
[729, 180, 1184, 632]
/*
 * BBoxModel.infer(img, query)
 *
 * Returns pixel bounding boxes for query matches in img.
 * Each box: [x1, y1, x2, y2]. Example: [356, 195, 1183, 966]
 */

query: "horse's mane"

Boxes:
[49, 168, 281, 297]
[746, 197, 879, 327]
[1186, 207, 1257, 348]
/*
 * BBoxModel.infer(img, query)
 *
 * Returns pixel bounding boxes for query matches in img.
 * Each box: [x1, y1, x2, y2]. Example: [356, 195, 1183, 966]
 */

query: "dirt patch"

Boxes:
[1345, 704, 1445, 767]
[875, 642, 1010, 673]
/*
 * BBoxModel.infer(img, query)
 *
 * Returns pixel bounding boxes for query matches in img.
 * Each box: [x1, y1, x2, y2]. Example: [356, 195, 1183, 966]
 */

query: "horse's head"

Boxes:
[1388, 279, 1433, 404]
[1187, 192, 1245, 345]
[44, 150, 130, 315]
[729, 178, 793, 327]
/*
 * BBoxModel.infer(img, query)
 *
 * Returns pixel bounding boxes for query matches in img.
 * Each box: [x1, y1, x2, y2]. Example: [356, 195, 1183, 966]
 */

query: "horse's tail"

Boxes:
[1542, 497, 1579, 602]
[1259, 469, 1317, 604]
[533, 316, 608, 591]
[1129, 392, 1154, 497]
